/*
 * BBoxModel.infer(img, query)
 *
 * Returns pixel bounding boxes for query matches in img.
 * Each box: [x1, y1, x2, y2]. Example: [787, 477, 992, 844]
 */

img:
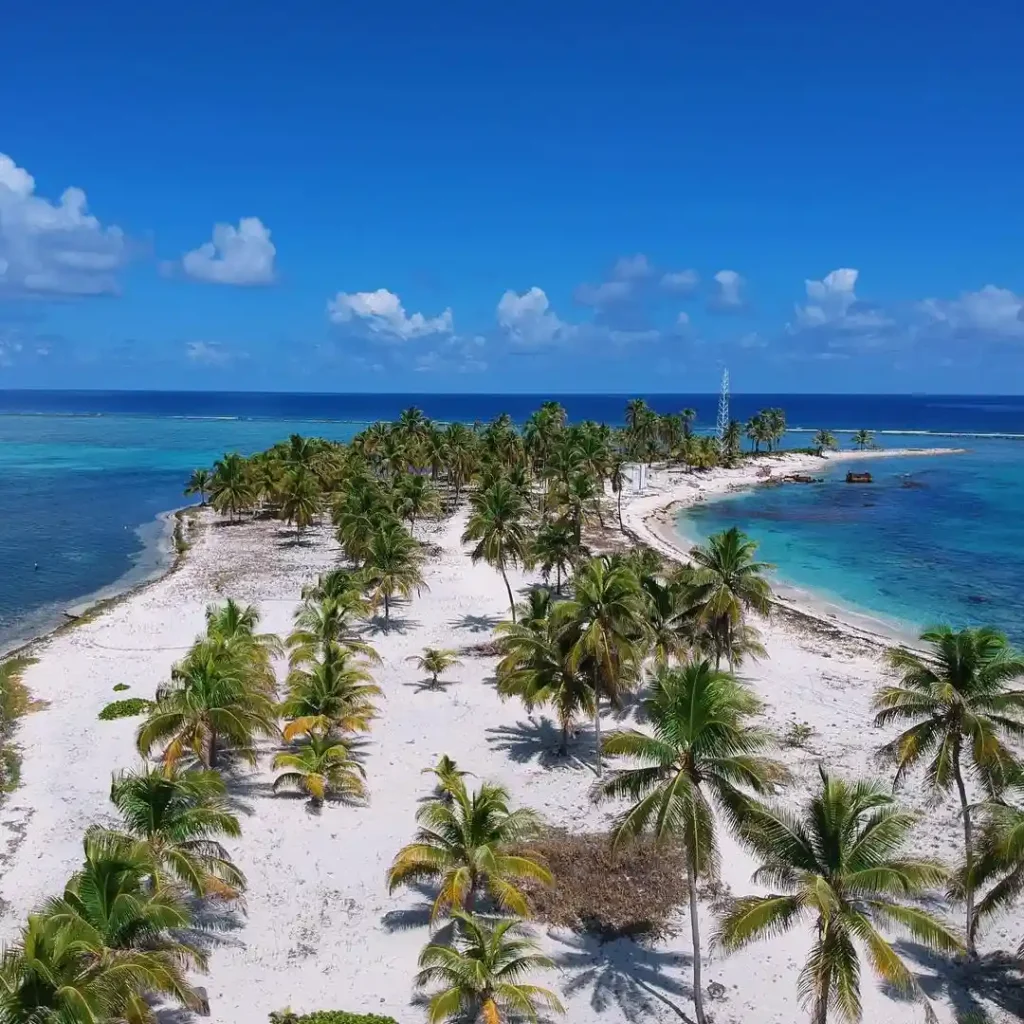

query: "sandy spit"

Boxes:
[1, 449, 1018, 1024]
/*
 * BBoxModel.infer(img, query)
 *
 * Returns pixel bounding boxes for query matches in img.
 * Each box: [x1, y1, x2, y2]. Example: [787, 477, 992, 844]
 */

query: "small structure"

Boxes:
[845, 471, 872, 484]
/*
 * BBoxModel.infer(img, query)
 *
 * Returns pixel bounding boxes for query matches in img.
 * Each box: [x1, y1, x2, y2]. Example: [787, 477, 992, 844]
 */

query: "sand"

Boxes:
[1, 446, 1019, 1024]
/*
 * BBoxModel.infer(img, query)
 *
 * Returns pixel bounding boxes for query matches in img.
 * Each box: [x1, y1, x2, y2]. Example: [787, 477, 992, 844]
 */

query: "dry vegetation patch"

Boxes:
[519, 829, 688, 939]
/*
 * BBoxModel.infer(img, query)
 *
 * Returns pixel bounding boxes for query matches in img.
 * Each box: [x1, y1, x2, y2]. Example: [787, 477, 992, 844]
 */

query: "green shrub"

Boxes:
[113, 683, 130, 692]
[98, 698, 152, 721]
[269, 1013, 399, 1024]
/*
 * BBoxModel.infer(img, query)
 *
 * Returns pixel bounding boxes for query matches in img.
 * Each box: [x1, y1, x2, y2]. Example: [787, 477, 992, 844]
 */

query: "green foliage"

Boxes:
[113, 683, 130, 692]
[269, 1013, 398, 1024]
[98, 697, 152, 720]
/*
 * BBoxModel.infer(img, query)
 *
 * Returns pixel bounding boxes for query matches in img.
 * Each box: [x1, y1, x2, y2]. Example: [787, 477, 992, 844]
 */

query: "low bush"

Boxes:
[517, 828, 688, 939]
[112, 683, 130, 692]
[98, 698, 152, 721]
[269, 1013, 399, 1024]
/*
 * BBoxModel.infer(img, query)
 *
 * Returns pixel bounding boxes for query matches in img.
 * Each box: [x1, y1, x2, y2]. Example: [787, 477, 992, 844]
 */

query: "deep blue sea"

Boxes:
[1, 391, 1022, 651]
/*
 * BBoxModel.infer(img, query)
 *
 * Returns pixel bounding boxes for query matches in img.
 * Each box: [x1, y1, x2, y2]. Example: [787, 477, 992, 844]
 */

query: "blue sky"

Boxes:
[2, 0, 1023, 393]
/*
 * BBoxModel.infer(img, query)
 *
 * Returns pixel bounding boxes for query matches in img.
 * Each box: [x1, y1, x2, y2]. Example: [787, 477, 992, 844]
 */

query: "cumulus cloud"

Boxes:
[327, 287, 453, 341]
[574, 253, 653, 308]
[497, 286, 572, 346]
[919, 285, 1024, 341]
[708, 269, 746, 312]
[661, 269, 699, 294]
[788, 269, 895, 345]
[0, 152, 127, 297]
[181, 217, 276, 286]
[611, 254, 651, 280]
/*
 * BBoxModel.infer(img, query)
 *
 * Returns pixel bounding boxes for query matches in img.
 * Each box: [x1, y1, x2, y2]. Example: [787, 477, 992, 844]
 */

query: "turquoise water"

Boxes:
[0, 415, 361, 650]
[680, 435, 1024, 643]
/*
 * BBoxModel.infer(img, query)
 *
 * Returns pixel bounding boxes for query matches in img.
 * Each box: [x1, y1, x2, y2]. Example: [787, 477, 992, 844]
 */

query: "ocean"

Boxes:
[1, 391, 1022, 651]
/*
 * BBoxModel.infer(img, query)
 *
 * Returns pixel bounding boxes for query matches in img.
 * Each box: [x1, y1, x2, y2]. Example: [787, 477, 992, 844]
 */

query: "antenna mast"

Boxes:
[716, 367, 730, 440]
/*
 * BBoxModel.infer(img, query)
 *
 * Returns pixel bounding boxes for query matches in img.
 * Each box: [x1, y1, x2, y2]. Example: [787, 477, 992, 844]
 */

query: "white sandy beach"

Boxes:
[1, 446, 1019, 1024]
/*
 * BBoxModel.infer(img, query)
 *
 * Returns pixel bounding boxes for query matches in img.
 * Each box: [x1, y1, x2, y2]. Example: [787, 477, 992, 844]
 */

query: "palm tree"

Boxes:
[362, 521, 427, 626]
[718, 769, 962, 1024]
[408, 648, 463, 690]
[423, 755, 473, 801]
[596, 661, 788, 1024]
[852, 428, 874, 450]
[279, 466, 321, 535]
[608, 450, 628, 530]
[531, 517, 579, 594]
[872, 625, 1024, 955]
[553, 555, 648, 773]
[93, 764, 245, 898]
[280, 647, 381, 740]
[394, 473, 442, 535]
[496, 614, 595, 756]
[415, 910, 564, 1024]
[558, 471, 600, 545]
[137, 646, 278, 769]
[687, 526, 774, 668]
[387, 777, 551, 921]
[39, 835, 207, 1021]
[0, 913, 159, 1023]
[722, 419, 743, 464]
[287, 594, 378, 667]
[184, 468, 212, 506]
[272, 731, 366, 807]
[966, 800, 1024, 955]
[812, 429, 838, 457]
[210, 452, 255, 520]
[681, 407, 697, 439]
[462, 478, 532, 622]
[204, 597, 282, 694]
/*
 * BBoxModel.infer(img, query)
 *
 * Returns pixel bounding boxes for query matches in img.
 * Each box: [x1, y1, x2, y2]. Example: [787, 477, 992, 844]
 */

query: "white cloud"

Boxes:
[0, 152, 127, 297]
[796, 268, 859, 327]
[327, 287, 453, 341]
[181, 217, 276, 286]
[573, 279, 632, 306]
[790, 268, 894, 340]
[708, 269, 746, 311]
[919, 285, 1024, 340]
[574, 253, 654, 308]
[612, 254, 651, 280]
[497, 286, 572, 346]
[661, 269, 699, 294]
[185, 341, 235, 366]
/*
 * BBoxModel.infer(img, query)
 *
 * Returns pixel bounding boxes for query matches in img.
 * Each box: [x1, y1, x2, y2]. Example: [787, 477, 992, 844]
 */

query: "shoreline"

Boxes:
[620, 446, 966, 650]
[0, 505, 193, 663]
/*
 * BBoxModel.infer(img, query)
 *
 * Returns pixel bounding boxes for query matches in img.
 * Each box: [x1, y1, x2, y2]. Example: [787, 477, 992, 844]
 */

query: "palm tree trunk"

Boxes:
[686, 847, 708, 1024]
[616, 485, 624, 530]
[593, 698, 603, 776]
[384, 592, 390, 626]
[812, 983, 829, 1024]
[207, 728, 218, 769]
[560, 719, 569, 755]
[952, 746, 978, 958]
[500, 565, 516, 623]
[556, 563, 562, 594]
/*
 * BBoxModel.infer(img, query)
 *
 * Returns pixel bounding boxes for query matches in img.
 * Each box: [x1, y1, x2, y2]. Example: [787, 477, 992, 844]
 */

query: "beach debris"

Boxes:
[845, 471, 872, 483]
[782, 473, 822, 484]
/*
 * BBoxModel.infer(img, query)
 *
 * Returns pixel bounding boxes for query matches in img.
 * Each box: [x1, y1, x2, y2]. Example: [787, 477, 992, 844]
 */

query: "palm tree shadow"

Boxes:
[485, 719, 591, 771]
[365, 614, 420, 636]
[893, 941, 1024, 1022]
[404, 677, 457, 694]
[381, 882, 449, 935]
[449, 612, 503, 633]
[552, 932, 695, 1022]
